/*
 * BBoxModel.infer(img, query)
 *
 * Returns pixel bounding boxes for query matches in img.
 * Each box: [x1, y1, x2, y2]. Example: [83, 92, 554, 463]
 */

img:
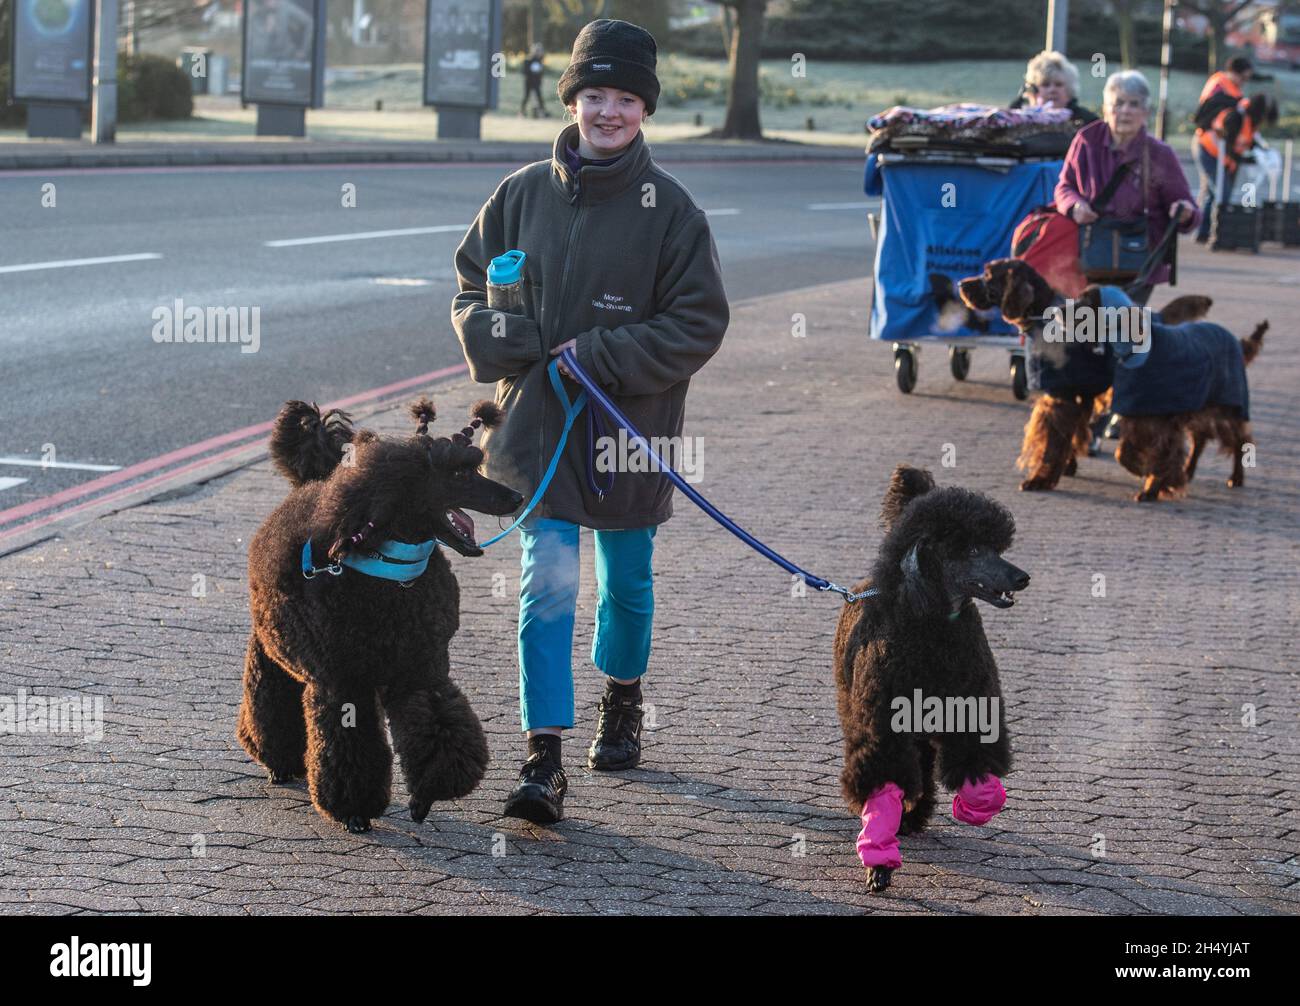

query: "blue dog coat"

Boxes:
[1105, 287, 1251, 421]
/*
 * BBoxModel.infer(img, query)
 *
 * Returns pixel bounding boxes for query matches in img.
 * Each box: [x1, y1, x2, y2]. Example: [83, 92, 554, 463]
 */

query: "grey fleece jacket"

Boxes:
[450, 122, 730, 529]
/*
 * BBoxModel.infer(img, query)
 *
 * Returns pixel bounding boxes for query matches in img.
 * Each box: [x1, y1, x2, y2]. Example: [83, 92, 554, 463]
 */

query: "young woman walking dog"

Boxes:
[451, 19, 730, 823]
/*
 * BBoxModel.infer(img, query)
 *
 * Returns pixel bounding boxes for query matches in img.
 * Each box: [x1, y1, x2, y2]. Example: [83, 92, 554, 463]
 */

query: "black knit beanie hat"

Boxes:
[556, 19, 660, 115]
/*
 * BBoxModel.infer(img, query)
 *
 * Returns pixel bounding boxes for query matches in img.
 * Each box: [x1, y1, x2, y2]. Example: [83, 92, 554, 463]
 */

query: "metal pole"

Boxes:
[1284, 139, 1294, 202]
[1047, 0, 1070, 53]
[1216, 142, 1227, 206]
[91, 0, 119, 144]
[1156, 0, 1175, 141]
[528, 0, 543, 49]
[124, 0, 137, 56]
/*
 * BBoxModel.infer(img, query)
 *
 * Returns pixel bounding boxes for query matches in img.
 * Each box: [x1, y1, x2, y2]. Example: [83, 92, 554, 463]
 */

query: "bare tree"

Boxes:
[710, 0, 767, 140]
[1180, 0, 1254, 72]
[547, 0, 611, 34]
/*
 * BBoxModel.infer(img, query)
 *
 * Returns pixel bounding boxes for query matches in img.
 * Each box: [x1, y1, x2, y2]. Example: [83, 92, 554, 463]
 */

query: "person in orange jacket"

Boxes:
[1195, 93, 1273, 243]
[1193, 56, 1254, 241]
[1197, 56, 1252, 106]
[1199, 94, 1264, 175]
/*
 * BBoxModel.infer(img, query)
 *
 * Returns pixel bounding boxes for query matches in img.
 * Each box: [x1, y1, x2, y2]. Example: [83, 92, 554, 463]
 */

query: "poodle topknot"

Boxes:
[870, 468, 1017, 619]
[269, 401, 355, 488]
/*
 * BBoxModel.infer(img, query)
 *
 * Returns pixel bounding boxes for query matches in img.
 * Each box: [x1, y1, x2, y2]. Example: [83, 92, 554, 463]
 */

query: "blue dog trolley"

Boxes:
[865, 152, 1063, 398]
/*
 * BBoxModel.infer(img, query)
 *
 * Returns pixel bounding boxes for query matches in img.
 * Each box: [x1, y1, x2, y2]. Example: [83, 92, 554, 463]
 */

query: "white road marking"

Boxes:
[374, 277, 433, 286]
[0, 456, 123, 471]
[808, 201, 874, 210]
[265, 225, 468, 247]
[0, 253, 162, 275]
[0, 477, 28, 492]
[704, 208, 740, 216]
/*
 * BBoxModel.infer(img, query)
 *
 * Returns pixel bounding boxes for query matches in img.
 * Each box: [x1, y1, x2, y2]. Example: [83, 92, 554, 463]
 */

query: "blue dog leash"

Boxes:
[476, 360, 589, 548]
[551, 349, 877, 603]
[304, 355, 877, 602]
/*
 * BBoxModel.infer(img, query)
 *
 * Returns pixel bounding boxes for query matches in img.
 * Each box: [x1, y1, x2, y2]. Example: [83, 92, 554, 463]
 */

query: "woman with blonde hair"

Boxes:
[1010, 50, 1098, 126]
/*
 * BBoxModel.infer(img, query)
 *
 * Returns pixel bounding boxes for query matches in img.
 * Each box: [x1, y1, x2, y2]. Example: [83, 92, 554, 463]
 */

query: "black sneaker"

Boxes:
[503, 752, 567, 824]
[588, 692, 644, 771]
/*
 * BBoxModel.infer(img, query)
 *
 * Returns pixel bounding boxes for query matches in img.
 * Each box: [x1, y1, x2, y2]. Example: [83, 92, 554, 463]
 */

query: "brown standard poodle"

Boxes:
[237, 397, 522, 833]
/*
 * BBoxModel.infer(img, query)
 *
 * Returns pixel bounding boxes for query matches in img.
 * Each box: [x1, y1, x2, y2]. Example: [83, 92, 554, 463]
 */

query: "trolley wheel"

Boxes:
[895, 348, 917, 394]
[949, 347, 971, 381]
[1010, 355, 1028, 400]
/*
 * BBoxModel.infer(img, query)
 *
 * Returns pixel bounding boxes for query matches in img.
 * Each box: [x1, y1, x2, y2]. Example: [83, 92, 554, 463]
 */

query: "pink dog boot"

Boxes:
[857, 782, 904, 892]
[952, 774, 1007, 826]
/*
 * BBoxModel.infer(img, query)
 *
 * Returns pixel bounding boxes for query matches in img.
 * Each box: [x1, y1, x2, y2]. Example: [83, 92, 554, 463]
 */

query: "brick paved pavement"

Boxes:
[1, 243, 1297, 915]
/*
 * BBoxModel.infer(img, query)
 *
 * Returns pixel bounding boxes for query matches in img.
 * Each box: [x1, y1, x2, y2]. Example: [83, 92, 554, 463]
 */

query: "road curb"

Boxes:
[0, 369, 475, 556]
[0, 138, 866, 171]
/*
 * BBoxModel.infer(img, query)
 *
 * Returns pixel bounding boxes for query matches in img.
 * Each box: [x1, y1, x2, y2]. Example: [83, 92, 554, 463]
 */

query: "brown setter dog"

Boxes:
[959, 259, 1265, 502]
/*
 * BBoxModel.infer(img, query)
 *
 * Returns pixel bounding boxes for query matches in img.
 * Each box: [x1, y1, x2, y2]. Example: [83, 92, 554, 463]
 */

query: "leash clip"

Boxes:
[820, 581, 880, 603]
[303, 561, 343, 580]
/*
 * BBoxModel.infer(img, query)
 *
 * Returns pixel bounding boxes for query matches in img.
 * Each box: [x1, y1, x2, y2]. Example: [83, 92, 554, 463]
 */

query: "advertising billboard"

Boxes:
[241, 0, 324, 107]
[423, 0, 499, 109]
[10, 0, 95, 104]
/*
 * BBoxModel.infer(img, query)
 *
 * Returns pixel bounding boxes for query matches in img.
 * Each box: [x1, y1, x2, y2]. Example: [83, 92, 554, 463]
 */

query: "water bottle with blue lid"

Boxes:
[487, 250, 527, 314]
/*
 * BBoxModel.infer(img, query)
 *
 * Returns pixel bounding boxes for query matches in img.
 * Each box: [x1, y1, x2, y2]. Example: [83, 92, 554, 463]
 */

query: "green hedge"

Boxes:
[117, 54, 194, 121]
[0, 53, 192, 128]
[0, 64, 23, 128]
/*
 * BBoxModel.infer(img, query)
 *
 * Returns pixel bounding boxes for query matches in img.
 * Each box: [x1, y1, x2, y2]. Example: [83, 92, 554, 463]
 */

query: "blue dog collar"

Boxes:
[302, 538, 437, 583]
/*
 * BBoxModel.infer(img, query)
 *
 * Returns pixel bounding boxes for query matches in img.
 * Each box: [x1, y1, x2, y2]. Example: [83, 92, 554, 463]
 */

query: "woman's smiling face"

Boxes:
[570, 87, 646, 157]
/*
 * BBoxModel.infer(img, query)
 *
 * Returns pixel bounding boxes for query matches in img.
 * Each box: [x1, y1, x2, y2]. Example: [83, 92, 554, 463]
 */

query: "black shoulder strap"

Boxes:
[1093, 161, 1131, 216]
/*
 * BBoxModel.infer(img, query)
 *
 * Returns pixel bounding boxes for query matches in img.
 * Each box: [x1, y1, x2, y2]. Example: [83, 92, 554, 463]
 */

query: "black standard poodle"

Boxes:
[832, 465, 1030, 893]
[237, 397, 523, 833]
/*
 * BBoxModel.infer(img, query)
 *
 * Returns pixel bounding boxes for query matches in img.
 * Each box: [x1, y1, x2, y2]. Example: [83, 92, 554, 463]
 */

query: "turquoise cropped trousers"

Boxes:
[517, 517, 657, 732]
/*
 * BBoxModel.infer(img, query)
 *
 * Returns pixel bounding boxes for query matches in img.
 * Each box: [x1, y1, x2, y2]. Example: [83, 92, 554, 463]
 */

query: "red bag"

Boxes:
[1011, 205, 1087, 298]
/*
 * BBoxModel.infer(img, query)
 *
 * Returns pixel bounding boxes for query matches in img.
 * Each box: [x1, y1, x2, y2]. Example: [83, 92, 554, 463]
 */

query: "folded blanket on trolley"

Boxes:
[867, 103, 1075, 155]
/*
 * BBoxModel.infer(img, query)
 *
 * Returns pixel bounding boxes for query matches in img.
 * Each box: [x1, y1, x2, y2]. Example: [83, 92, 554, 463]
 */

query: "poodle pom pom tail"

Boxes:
[470, 400, 505, 429]
[880, 465, 936, 529]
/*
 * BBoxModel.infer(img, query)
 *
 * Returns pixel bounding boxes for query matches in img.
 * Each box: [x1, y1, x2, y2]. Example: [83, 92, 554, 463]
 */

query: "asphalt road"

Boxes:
[0, 158, 875, 508]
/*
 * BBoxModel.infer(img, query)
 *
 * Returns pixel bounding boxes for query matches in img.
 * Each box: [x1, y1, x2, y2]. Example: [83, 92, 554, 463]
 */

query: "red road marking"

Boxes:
[0, 438, 266, 546]
[0, 361, 469, 538]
